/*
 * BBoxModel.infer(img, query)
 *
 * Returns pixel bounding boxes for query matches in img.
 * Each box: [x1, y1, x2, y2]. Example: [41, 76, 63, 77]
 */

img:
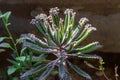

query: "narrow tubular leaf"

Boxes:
[38, 62, 56, 80]
[53, 30, 59, 45]
[21, 34, 49, 48]
[40, 21, 47, 33]
[62, 28, 72, 45]
[74, 27, 96, 47]
[66, 43, 74, 52]
[59, 60, 66, 79]
[73, 24, 84, 40]
[52, 15, 59, 27]
[67, 60, 92, 80]
[59, 58, 72, 80]
[20, 64, 47, 78]
[47, 26, 55, 42]
[64, 14, 69, 32]
[66, 25, 80, 45]
[30, 54, 46, 62]
[34, 23, 46, 37]
[59, 22, 64, 44]
[23, 41, 57, 53]
[75, 42, 102, 53]
[70, 15, 75, 30]
[63, 71, 72, 80]
[77, 54, 102, 60]
[75, 25, 88, 41]
[57, 30, 61, 45]
[46, 33, 57, 47]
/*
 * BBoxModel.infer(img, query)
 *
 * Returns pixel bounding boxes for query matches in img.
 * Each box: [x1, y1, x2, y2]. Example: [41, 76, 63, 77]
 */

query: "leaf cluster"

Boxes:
[0, 7, 104, 80]
[20, 7, 103, 80]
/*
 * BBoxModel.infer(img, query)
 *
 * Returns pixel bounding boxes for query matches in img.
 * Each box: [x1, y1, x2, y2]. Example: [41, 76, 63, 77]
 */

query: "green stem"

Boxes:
[5, 24, 19, 56]
[0, 11, 19, 56]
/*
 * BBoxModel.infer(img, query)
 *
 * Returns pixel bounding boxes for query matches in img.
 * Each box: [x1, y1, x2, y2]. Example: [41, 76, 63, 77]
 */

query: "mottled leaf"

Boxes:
[76, 42, 102, 53]
[67, 60, 92, 80]
[38, 63, 55, 80]
[21, 64, 46, 78]
[78, 54, 102, 60]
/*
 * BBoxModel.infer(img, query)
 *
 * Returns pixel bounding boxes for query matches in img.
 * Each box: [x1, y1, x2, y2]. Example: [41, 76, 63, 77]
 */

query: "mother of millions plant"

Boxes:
[0, 7, 105, 80]
[20, 7, 104, 80]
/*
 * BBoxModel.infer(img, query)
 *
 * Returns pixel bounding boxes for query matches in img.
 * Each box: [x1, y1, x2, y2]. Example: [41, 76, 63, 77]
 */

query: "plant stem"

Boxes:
[4, 24, 19, 56]
[0, 11, 19, 56]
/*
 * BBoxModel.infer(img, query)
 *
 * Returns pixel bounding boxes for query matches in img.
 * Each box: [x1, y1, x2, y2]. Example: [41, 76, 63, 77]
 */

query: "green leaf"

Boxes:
[65, 28, 72, 44]
[0, 43, 11, 48]
[52, 14, 59, 27]
[16, 56, 26, 61]
[21, 34, 49, 48]
[38, 63, 55, 80]
[46, 33, 57, 47]
[67, 60, 92, 80]
[66, 26, 79, 45]
[74, 27, 96, 47]
[2, 11, 11, 24]
[76, 42, 102, 53]
[0, 37, 8, 42]
[64, 13, 70, 33]
[53, 30, 60, 45]
[7, 66, 17, 75]
[70, 15, 75, 30]
[23, 41, 57, 53]
[25, 54, 46, 62]
[12, 77, 19, 80]
[62, 28, 72, 45]
[21, 64, 47, 78]
[47, 26, 55, 43]
[58, 59, 72, 80]
[66, 43, 74, 52]
[59, 61, 66, 79]
[78, 54, 102, 60]
[75, 26, 87, 41]
[16, 37, 25, 44]
[63, 66, 72, 80]
[31, 54, 46, 62]
[35, 23, 46, 37]
[51, 69, 58, 75]
[20, 47, 27, 55]
[7, 59, 18, 65]
[63, 72, 72, 80]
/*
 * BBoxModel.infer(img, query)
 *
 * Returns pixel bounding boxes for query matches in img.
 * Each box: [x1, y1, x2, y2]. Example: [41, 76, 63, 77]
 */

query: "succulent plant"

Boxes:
[20, 7, 103, 80]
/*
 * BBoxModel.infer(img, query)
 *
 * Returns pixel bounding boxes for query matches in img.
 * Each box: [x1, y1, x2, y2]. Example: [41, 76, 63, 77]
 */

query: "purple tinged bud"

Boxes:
[79, 17, 89, 24]
[64, 8, 73, 14]
[35, 13, 47, 21]
[49, 7, 59, 15]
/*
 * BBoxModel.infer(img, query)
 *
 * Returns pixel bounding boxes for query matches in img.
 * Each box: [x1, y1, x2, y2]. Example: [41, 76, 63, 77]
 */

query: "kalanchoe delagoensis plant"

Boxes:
[20, 7, 103, 80]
